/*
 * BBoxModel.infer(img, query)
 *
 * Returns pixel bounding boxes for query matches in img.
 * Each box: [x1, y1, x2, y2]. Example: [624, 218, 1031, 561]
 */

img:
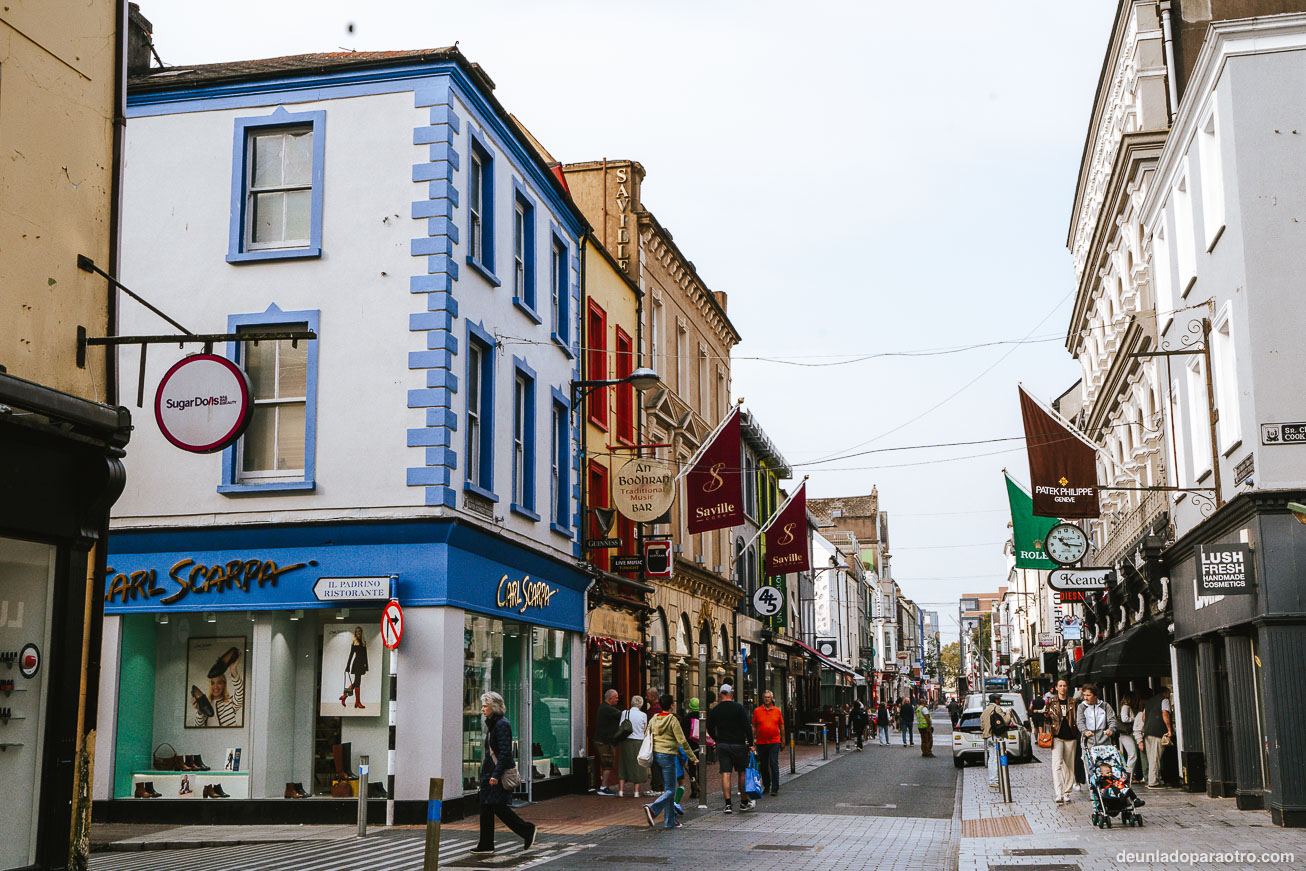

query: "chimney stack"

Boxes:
[127, 3, 155, 75]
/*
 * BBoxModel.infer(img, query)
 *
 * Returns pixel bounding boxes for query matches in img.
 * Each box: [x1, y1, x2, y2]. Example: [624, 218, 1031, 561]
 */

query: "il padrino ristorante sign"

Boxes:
[1018, 386, 1100, 519]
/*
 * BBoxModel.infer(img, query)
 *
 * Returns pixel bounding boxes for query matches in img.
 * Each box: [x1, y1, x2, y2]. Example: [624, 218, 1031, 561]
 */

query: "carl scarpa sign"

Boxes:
[1198, 544, 1255, 596]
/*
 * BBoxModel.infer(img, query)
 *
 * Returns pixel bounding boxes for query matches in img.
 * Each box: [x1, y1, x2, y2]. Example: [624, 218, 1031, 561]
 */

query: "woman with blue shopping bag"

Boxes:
[641, 694, 698, 830]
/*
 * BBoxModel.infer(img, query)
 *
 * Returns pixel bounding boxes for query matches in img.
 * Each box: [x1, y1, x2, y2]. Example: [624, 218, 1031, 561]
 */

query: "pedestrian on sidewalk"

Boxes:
[915, 701, 935, 757]
[594, 689, 622, 796]
[1116, 691, 1141, 780]
[472, 692, 537, 855]
[677, 698, 702, 798]
[643, 695, 699, 830]
[1132, 691, 1148, 780]
[899, 697, 916, 746]
[876, 700, 891, 745]
[851, 699, 869, 750]
[1044, 678, 1079, 804]
[706, 684, 754, 813]
[1140, 685, 1174, 788]
[752, 691, 785, 796]
[618, 695, 649, 798]
[947, 697, 962, 728]
[980, 694, 1010, 788]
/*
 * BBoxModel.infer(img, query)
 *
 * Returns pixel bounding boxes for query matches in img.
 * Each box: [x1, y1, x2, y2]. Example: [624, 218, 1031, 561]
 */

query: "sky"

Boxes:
[141, 0, 1120, 644]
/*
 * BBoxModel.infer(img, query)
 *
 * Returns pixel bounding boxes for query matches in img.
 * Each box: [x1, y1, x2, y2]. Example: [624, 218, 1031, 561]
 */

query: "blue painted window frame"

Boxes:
[511, 179, 539, 321]
[550, 388, 572, 537]
[464, 320, 497, 502]
[511, 357, 538, 520]
[227, 107, 326, 263]
[549, 227, 572, 352]
[219, 305, 320, 494]
[466, 127, 498, 283]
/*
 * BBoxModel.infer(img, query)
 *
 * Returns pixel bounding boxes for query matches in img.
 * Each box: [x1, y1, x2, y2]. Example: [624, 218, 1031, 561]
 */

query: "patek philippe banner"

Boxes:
[1005, 473, 1059, 570]
[764, 483, 810, 575]
[686, 407, 744, 534]
[1019, 387, 1100, 519]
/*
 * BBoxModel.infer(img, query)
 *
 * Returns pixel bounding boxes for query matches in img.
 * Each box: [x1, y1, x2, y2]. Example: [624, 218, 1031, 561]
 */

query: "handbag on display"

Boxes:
[487, 745, 522, 790]
[152, 743, 178, 771]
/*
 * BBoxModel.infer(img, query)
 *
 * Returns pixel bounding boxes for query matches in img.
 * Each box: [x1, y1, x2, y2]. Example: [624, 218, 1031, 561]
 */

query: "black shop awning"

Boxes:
[1077, 620, 1171, 683]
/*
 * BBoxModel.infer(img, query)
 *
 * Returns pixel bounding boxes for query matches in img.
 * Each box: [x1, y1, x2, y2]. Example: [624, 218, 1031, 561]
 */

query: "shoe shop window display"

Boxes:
[105, 608, 391, 803]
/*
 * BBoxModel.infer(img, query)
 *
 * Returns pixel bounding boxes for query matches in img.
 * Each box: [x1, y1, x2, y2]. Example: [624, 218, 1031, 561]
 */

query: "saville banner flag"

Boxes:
[686, 406, 744, 534]
[1005, 473, 1060, 571]
[1019, 386, 1100, 519]
[764, 482, 809, 575]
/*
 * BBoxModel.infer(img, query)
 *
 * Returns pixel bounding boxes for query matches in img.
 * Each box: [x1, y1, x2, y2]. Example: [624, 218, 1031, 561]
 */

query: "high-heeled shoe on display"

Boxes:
[191, 686, 215, 719]
[191, 754, 210, 771]
[284, 782, 304, 799]
[293, 782, 309, 798]
[134, 783, 157, 799]
[212, 784, 230, 798]
[353, 686, 365, 709]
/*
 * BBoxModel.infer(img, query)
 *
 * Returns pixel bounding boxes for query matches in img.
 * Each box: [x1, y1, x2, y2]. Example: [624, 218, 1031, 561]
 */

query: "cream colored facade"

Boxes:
[0, 0, 119, 398]
[565, 159, 744, 703]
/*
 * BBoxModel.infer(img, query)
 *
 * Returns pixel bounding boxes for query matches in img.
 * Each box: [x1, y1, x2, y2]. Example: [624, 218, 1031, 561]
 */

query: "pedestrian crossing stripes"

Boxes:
[89, 833, 592, 871]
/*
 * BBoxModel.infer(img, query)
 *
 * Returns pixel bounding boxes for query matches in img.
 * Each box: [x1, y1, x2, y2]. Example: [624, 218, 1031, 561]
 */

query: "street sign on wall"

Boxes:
[381, 600, 404, 649]
[611, 456, 676, 523]
[313, 577, 390, 601]
[1049, 568, 1113, 591]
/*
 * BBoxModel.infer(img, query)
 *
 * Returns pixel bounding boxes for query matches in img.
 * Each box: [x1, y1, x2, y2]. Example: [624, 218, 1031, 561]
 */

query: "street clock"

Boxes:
[1045, 523, 1089, 567]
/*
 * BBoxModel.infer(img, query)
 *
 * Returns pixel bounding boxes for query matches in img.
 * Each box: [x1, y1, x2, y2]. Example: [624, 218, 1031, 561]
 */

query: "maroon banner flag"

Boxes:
[765, 483, 809, 575]
[686, 408, 744, 534]
[1019, 387, 1100, 519]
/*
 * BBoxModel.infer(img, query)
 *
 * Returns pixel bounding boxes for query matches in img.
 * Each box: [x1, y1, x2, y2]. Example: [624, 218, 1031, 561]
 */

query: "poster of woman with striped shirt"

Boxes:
[187, 637, 246, 728]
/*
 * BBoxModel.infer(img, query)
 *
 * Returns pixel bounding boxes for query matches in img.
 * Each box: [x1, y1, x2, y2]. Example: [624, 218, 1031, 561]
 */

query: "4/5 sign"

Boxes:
[752, 585, 782, 617]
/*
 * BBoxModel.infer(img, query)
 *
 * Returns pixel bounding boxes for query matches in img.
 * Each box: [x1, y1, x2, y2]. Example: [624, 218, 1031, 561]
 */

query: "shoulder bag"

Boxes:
[637, 715, 663, 767]
[615, 710, 633, 741]
[487, 743, 522, 791]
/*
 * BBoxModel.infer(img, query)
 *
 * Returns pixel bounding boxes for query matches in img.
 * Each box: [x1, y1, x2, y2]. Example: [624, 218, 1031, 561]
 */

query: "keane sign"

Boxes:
[1198, 544, 1255, 596]
[612, 456, 676, 523]
[1048, 568, 1114, 592]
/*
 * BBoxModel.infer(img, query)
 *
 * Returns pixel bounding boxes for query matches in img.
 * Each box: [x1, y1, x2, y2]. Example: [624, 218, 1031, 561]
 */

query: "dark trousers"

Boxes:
[477, 802, 533, 849]
[920, 727, 934, 756]
[757, 743, 781, 793]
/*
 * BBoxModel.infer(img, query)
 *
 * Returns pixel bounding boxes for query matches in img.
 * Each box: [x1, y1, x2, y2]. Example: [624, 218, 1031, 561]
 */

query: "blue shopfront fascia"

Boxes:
[103, 519, 588, 633]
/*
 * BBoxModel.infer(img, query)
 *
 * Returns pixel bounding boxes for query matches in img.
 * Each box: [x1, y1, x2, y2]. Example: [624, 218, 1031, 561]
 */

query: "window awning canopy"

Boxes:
[795, 640, 858, 677]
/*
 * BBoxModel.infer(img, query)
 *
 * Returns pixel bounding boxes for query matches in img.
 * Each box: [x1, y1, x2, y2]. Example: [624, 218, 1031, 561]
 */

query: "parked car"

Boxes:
[952, 697, 1033, 767]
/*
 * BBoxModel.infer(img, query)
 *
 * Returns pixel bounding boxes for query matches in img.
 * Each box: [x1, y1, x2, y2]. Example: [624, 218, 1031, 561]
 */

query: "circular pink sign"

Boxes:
[154, 354, 253, 453]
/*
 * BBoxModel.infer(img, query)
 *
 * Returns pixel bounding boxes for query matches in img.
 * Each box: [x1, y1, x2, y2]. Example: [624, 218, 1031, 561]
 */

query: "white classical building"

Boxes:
[1141, 13, 1306, 825]
[94, 48, 592, 820]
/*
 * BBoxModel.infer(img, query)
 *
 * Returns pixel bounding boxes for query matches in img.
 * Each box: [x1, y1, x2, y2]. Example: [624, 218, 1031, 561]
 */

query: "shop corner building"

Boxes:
[94, 48, 593, 822]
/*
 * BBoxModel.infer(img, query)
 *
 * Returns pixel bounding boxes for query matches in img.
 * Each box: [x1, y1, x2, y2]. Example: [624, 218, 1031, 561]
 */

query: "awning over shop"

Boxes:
[1074, 619, 1171, 684]
[795, 640, 858, 677]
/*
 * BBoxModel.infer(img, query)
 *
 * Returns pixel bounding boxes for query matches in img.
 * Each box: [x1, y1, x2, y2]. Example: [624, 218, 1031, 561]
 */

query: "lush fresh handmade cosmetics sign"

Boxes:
[1198, 544, 1255, 596]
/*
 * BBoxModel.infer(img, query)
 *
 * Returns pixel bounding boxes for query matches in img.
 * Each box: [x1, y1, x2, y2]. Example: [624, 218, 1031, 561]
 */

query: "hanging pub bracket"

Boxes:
[74, 254, 316, 408]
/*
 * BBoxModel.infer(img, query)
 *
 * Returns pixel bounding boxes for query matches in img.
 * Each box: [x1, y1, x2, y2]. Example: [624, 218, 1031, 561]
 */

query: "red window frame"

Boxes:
[614, 327, 634, 444]
[588, 460, 610, 572]
[586, 301, 608, 430]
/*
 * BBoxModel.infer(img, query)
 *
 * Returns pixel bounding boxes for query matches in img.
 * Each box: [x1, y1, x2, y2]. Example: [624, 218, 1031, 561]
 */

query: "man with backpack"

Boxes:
[980, 694, 1011, 788]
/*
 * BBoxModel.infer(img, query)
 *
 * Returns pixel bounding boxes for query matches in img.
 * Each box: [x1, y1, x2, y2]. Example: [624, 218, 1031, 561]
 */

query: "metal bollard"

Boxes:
[789, 736, 796, 774]
[834, 724, 840, 754]
[822, 725, 829, 760]
[422, 778, 444, 871]
[998, 741, 1012, 803]
[357, 755, 370, 837]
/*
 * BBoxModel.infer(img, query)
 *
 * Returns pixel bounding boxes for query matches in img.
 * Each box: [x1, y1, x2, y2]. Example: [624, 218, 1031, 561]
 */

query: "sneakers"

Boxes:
[644, 804, 656, 827]
[470, 847, 495, 856]
[596, 787, 616, 797]
[524, 825, 537, 850]
[1133, 798, 1146, 807]
[740, 799, 755, 811]
[1073, 784, 1082, 791]
[674, 803, 684, 815]
[723, 802, 733, 814]
[664, 820, 683, 829]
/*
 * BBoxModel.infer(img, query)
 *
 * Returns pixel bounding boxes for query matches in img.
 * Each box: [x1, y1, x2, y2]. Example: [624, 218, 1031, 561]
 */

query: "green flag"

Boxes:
[1005, 473, 1059, 570]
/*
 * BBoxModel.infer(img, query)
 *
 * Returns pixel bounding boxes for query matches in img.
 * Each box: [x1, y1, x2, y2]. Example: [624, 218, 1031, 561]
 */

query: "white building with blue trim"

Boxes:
[94, 48, 593, 821]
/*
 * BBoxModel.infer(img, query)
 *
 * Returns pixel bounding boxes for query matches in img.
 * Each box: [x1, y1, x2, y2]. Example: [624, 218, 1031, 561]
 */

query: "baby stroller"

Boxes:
[1085, 744, 1143, 828]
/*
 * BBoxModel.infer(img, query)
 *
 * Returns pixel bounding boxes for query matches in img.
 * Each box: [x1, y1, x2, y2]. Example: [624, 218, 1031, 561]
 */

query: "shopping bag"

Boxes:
[637, 729, 656, 767]
[744, 753, 763, 800]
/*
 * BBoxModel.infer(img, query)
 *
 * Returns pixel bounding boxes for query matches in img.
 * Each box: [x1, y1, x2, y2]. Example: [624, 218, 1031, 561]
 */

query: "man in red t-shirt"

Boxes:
[751, 691, 785, 796]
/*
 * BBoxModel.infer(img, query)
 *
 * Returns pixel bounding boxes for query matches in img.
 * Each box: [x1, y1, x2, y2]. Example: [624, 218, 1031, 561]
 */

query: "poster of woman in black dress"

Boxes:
[319, 624, 381, 716]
